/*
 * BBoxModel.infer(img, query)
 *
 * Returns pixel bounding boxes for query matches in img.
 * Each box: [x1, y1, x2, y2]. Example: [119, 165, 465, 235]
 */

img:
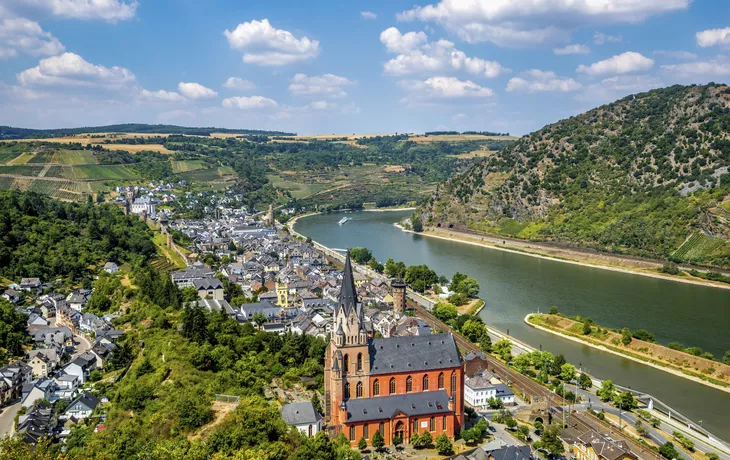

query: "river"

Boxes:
[295, 209, 730, 439]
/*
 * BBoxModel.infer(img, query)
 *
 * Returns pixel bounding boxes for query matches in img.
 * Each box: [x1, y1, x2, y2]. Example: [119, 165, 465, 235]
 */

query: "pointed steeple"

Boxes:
[338, 250, 359, 315]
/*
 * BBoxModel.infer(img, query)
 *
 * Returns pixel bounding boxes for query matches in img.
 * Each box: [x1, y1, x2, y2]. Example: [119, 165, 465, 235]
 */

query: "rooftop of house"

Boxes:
[368, 334, 461, 375]
[576, 429, 636, 460]
[344, 389, 452, 423]
[280, 401, 322, 426]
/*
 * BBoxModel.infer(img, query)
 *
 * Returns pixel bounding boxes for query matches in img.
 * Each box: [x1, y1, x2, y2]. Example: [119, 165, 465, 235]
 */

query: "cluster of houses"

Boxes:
[0, 279, 125, 444]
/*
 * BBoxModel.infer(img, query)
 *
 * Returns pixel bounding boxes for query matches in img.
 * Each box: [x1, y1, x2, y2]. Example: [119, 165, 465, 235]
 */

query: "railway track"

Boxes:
[410, 300, 663, 459]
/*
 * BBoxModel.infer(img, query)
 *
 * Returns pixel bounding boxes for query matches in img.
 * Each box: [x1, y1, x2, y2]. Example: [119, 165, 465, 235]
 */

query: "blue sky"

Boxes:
[1, 1, 729, 135]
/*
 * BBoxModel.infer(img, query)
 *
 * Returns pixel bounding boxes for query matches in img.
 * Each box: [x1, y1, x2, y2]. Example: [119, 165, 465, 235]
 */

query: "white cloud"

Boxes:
[0, 17, 65, 59]
[653, 50, 698, 60]
[506, 69, 581, 93]
[577, 52, 654, 76]
[361, 11, 377, 20]
[222, 77, 255, 90]
[381, 28, 507, 78]
[397, 0, 689, 47]
[576, 74, 663, 103]
[17, 52, 135, 88]
[177, 82, 217, 99]
[10, 0, 138, 22]
[401, 76, 494, 99]
[222, 95, 278, 110]
[553, 44, 590, 55]
[380, 27, 428, 54]
[593, 31, 622, 45]
[660, 58, 730, 79]
[224, 19, 319, 66]
[696, 27, 730, 48]
[288, 73, 355, 98]
[140, 89, 185, 102]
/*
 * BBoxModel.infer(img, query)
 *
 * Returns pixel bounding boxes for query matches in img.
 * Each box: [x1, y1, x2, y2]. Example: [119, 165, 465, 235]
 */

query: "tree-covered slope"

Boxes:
[420, 84, 730, 267]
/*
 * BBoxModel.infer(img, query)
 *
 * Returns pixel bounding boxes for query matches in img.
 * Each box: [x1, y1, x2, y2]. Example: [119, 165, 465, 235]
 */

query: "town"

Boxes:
[2, 189, 724, 460]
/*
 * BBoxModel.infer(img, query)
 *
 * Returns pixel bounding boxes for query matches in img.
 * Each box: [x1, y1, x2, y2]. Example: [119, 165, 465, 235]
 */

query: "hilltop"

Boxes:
[0, 123, 295, 139]
[419, 84, 730, 268]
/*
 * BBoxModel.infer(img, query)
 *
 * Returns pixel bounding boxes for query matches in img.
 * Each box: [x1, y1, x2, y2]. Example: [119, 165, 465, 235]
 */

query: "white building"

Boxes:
[131, 197, 156, 219]
[464, 373, 515, 408]
[280, 401, 322, 437]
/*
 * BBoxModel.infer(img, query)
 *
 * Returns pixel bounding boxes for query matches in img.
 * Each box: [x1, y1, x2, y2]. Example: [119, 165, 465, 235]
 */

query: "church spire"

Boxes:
[338, 250, 359, 315]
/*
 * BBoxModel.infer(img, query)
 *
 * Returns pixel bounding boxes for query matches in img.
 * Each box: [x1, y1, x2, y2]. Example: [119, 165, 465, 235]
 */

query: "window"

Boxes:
[364, 424, 369, 439]
[343, 354, 349, 374]
[442, 415, 447, 430]
[430, 416, 435, 431]
[344, 382, 350, 399]
[357, 353, 363, 371]
[406, 376, 412, 393]
[423, 374, 429, 391]
[413, 418, 418, 433]
[373, 379, 380, 396]
[438, 372, 444, 389]
[389, 377, 396, 395]
[450, 372, 456, 396]
[350, 426, 356, 441]
[379, 422, 384, 435]
[356, 381, 363, 398]
[308, 425, 313, 437]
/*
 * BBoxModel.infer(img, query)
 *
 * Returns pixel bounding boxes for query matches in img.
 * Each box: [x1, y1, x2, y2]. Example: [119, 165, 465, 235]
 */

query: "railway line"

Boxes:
[410, 300, 663, 459]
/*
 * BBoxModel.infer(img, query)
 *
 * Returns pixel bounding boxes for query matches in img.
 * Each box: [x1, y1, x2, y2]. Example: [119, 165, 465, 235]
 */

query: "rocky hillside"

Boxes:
[420, 84, 730, 267]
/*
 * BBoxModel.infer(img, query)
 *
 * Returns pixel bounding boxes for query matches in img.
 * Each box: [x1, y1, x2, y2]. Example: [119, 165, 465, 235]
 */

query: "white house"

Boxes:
[464, 373, 515, 408]
[64, 392, 100, 420]
[280, 401, 322, 437]
[103, 262, 119, 274]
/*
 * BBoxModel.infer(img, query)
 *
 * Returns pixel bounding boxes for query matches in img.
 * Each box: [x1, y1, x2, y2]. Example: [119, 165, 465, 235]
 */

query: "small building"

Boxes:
[573, 429, 638, 460]
[103, 262, 119, 274]
[64, 392, 100, 420]
[470, 444, 533, 460]
[20, 278, 42, 293]
[1, 289, 20, 304]
[193, 278, 224, 301]
[280, 401, 322, 437]
[464, 374, 515, 408]
[28, 353, 53, 379]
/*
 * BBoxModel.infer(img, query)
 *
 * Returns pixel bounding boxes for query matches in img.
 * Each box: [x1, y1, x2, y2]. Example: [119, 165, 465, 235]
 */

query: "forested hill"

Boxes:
[420, 83, 730, 267]
[0, 124, 295, 139]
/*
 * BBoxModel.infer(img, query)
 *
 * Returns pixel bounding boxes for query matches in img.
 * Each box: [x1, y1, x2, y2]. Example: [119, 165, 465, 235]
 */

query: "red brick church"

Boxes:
[324, 253, 465, 446]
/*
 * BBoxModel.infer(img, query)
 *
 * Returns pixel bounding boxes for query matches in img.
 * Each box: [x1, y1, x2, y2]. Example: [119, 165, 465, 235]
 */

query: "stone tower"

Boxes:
[324, 252, 371, 425]
[391, 277, 407, 313]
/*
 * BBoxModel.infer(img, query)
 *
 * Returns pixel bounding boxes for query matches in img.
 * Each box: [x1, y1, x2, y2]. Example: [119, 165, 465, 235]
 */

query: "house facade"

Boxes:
[324, 254, 464, 447]
[280, 401, 322, 437]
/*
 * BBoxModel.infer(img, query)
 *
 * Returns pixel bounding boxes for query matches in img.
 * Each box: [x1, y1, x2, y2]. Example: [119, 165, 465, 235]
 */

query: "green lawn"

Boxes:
[0, 165, 45, 176]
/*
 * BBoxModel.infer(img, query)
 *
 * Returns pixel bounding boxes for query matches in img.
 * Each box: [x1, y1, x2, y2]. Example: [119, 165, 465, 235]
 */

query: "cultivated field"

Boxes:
[1, 136, 172, 154]
[171, 160, 207, 173]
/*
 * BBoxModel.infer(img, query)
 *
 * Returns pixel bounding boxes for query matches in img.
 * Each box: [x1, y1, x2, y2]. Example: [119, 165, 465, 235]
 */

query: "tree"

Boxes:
[461, 319, 488, 344]
[433, 303, 458, 323]
[505, 417, 518, 430]
[516, 425, 530, 441]
[473, 418, 489, 439]
[549, 306, 559, 315]
[371, 430, 384, 451]
[582, 321, 592, 335]
[435, 433, 453, 455]
[534, 420, 544, 434]
[487, 397, 504, 409]
[410, 432, 420, 447]
[349, 247, 373, 264]
[659, 442, 682, 460]
[252, 312, 267, 328]
[448, 292, 468, 306]
[550, 353, 567, 376]
[368, 258, 384, 273]
[461, 428, 475, 444]
[357, 437, 367, 451]
[455, 277, 480, 297]
[723, 350, 730, 365]
[632, 329, 655, 342]
[384, 258, 406, 278]
[415, 431, 432, 448]
[88, 369, 102, 382]
[621, 328, 632, 346]
[451, 272, 467, 288]
[540, 426, 565, 457]
[597, 380, 616, 402]
[635, 420, 649, 438]
[410, 214, 423, 232]
[493, 338, 512, 361]
[578, 372, 593, 390]
[513, 353, 531, 372]
[560, 363, 576, 381]
[311, 393, 322, 414]
[404, 264, 438, 293]
[392, 434, 403, 446]
[614, 391, 636, 410]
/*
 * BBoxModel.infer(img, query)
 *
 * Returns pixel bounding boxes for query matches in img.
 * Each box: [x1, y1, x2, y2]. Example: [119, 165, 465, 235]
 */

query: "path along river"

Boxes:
[295, 210, 730, 439]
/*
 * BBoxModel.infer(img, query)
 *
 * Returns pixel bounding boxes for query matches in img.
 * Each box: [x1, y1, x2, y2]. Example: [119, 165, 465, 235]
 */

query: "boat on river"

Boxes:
[338, 217, 350, 225]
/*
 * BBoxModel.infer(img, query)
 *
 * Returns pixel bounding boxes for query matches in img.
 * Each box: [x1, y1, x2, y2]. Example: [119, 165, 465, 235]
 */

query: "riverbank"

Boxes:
[401, 226, 730, 291]
[525, 314, 730, 395]
[288, 207, 417, 232]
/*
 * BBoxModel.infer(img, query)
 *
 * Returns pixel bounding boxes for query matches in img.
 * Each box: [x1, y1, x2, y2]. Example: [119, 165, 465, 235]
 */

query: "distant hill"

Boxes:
[0, 124, 295, 139]
[420, 84, 730, 267]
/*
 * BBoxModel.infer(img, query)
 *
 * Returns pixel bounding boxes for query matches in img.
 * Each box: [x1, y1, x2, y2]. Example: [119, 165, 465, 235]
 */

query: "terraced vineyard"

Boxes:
[171, 159, 207, 173]
[672, 233, 726, 261]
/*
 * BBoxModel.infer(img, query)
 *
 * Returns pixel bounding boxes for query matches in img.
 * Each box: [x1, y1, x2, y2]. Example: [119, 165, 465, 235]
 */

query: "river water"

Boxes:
[295, 210, 730, 438]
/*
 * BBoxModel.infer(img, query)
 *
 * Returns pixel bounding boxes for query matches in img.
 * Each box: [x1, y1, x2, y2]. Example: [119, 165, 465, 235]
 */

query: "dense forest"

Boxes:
[0, 190, 157, 282]
[0, 124, 294, 139]
[421, 84, 730, 267]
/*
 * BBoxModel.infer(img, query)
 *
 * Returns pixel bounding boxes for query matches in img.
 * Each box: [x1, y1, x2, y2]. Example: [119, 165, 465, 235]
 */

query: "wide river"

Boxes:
[295, 210, 730, 438]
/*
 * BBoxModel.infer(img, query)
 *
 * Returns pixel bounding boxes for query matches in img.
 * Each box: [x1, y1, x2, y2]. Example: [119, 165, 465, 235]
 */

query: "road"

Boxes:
[73, 333, 92, 358]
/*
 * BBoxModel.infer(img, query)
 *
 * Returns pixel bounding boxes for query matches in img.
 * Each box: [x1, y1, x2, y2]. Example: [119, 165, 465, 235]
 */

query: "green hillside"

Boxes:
[420, 84, 730, 268]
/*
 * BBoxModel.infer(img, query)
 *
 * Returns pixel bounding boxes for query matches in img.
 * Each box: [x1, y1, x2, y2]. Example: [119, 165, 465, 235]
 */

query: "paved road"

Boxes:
[0, 400, 22, 438]
[73, 333, 91, 358]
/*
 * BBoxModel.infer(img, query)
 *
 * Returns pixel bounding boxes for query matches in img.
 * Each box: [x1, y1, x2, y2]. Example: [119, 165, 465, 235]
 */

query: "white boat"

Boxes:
[338, 217, 350, 225]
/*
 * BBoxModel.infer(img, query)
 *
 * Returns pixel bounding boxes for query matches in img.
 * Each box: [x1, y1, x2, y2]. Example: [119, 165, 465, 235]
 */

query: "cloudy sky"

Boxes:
[1, 0, 729, 134]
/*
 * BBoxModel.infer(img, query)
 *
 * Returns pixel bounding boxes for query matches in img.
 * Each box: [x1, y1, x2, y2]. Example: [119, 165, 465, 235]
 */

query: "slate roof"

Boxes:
[344, 390, 451, 423]
[193, 278, 223, 290]
[368, 334, 461, 375]
[66, 392, 100, 413]
[337, 253, 360, 318]
[280, 401, 322, 425]
[576, 430, 637, 460]
[474, 445, 533, 460]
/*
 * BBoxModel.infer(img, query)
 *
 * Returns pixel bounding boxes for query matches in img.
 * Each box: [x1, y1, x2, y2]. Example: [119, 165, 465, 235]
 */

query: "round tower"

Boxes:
[391, 277, 407, 313]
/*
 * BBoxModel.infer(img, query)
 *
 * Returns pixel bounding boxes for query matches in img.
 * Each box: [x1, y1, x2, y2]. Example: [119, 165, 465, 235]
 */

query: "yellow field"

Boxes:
[1, 137, 172, 154]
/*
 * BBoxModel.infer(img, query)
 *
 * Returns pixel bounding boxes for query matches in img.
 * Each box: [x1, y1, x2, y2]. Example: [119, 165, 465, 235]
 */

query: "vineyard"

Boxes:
[0, 177, 92, 202]
[171, 160, 207, 173]
[672, 233, 725, 261]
